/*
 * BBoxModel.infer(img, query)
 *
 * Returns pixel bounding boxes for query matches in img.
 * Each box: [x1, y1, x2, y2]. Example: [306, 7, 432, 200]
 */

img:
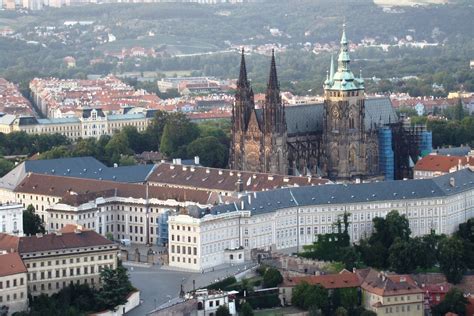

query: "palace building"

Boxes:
[229, 25, 432, 181]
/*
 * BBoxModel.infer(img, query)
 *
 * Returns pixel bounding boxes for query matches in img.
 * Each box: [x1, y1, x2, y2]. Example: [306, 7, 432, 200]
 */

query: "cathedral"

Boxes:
[229, 26, 431, 181]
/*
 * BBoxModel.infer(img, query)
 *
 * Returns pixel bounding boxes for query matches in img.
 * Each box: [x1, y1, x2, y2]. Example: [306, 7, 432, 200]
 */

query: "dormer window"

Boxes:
[91, 109, 97, 120]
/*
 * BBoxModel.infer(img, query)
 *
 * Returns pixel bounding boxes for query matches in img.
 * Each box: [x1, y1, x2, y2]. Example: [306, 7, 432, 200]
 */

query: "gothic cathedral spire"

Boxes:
[264, 49, 285, 134]
[233, 48, 254, 132]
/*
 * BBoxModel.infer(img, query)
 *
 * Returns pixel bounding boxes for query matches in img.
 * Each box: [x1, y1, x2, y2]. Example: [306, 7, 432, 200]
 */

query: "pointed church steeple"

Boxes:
[264, 49, 285, 134]
[233, 48, 254, 133]
[337, 23, 351, 72]
[237, 48, 249, 88]
[268, 49, 279, 90]
[324, 24, 363, 92]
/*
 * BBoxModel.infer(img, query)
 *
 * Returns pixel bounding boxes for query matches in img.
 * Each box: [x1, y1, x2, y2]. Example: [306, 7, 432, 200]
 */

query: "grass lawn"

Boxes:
[254, 306, 304, 316]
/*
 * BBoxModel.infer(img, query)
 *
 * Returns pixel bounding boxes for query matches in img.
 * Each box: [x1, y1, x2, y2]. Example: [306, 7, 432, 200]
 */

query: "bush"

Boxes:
[262, 268, 283, 288]
[256, 265, 267, 276]
[207, 277, 237, 290]
[247, 293, 280, 309]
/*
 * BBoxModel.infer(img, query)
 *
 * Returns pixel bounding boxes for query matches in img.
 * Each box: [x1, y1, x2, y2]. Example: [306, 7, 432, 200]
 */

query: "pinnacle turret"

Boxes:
[237, 48, 249, 88]
[267, 49, 279, 90]
[264, 49, 285, 134]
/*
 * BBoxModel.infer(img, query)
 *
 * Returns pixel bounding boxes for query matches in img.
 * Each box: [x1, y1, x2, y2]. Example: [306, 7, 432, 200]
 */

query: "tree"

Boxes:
[186, 136, 227, 168]
[240, 302, 254, 316]
[215, 305, 231, 316]
[104, 132, 132, 165]
[388, 238, 417, 273]
[453, 98, 465, 121]
[159, 113, 199, 158]
[118, 155, 136, 166]
[262, 267, 283, 288]
[95, 264, 134, 310]
[0, 158, 14, 177]
[23, 205, 45, 235]
[303, 285, 329, 311]
[456, 219, 474, 270]
[335, 307, 348, 316]
[301, 212, 352, 265]
[145, 110, 170, 150]
[360, 311, 377, 316]
[292, 282, 329, 311]
[438, 236, 466, 284]
[337, 288, 359, 311]
[361, 210, 411, 269]
[432, 288, 468, 316]
[120, 126, 150, 154]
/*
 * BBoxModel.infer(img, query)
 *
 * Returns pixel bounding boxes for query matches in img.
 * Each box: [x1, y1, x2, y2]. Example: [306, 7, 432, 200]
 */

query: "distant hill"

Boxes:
[374, 0, 448, 6]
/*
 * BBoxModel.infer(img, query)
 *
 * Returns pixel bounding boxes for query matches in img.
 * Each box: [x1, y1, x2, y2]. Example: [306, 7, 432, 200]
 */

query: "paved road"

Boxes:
[126, 262, 252, 316]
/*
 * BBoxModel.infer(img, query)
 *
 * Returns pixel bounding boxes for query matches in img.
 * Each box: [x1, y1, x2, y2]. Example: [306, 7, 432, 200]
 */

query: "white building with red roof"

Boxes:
[0, 252, 28, 314]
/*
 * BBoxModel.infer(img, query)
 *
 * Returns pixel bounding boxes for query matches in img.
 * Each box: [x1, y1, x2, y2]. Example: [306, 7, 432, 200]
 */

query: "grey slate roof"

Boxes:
[206, 168, 474, 218]
[255, 97, 397, 136]
[0, 157, 155, 190]
[435, 146, 471, 157]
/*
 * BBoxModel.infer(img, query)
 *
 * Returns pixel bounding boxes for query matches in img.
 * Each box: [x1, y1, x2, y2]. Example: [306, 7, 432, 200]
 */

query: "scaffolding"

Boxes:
[378, 127, 395, 180]
[419, 131, 433, 157]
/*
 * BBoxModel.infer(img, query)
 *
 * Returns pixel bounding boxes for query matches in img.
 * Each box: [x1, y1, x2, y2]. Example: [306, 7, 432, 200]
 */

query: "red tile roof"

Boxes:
[0, 253, 27, 277]
[414, 155, 474, 172]
[358, 269, 423, 296]
[14, 173, 213, 205]
[0, 233, 19, 253]
[17, 230, 114, 254]
[147, 163, 328, 193]
[281, 272, 360, 289]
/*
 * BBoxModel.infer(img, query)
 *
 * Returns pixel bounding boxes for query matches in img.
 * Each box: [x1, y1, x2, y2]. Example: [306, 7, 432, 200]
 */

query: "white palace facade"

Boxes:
[168, 168, 474, 271]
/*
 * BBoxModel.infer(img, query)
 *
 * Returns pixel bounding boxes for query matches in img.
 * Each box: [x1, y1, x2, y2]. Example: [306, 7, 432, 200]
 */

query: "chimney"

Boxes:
[36, 233, 43, 238]
[74, 229, 82, 234]
[194, 156, 200, 165]
[113, 163, 118, 168]
[175, 158, 182, 165]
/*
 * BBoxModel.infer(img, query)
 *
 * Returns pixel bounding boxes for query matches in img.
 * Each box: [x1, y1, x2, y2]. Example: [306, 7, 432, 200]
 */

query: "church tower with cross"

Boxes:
[322, 24, 376, 180]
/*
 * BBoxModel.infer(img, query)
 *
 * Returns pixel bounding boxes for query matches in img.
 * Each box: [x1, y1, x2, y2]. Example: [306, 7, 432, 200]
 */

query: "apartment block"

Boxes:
[0, 229, 118, 297]
[0, 252, 28, 315]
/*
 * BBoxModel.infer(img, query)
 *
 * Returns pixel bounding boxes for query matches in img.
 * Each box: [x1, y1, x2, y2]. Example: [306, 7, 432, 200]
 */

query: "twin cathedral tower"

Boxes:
[229, 25, 380, 180]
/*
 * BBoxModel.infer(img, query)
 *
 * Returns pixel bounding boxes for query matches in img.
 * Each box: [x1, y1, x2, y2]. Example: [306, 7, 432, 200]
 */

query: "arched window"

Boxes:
[349, 114, 355, 129]
[349, 147, 356, 166]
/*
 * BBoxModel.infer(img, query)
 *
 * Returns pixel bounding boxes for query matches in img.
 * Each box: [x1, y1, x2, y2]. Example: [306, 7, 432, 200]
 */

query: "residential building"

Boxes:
[0, 203, 23, 236]
[0, 78, 34, 116]
[414, 154, 474, 179]
[10, 173, 214, 245]
[279, 271, 360, 305]
[168, 168, 474, 271]
[358, 269, 423, 316]
[29, 76, 161, 118]
[0, 252, 28, 315]
[0, 108, 157, 141]
[0, 229, 118, 297]
[148, 289, 237, 316]
[419, 282, 451, 308]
